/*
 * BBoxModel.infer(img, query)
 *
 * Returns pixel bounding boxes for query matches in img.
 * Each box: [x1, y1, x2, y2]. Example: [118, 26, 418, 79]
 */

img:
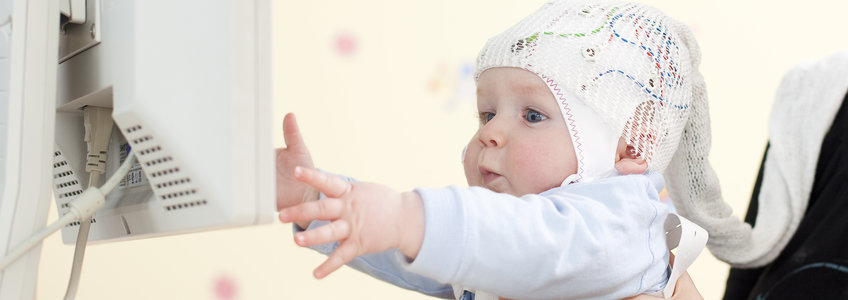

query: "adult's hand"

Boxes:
[623, 252, 703, 300]
[627, 271, 702, 300]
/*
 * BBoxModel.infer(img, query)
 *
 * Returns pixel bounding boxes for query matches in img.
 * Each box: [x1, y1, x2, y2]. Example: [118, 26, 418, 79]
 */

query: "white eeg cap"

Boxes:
[475, 0, 696, 184]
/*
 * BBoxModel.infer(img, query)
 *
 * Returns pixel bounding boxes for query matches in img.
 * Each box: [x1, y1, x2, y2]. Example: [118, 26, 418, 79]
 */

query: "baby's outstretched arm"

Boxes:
[279, 167, 425, 279]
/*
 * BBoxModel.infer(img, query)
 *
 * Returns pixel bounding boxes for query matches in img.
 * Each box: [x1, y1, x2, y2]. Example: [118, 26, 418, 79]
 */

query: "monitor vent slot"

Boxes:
[52, 149, 98, 225]
[159, 188, 196, 200]
[154, 177, 190, 189]
[164, 199, 209, 211]
[67, 219, 97, 227]
[122, 123, 207, 212]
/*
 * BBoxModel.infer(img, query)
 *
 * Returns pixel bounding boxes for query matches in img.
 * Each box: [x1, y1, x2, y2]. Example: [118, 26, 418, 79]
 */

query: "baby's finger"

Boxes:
[278, 197, 344, 223]
[282, 113, 306, 151]
[313, 240, 359, 279]
[293, 220, 351, 247]
[293, 167, 351, 198]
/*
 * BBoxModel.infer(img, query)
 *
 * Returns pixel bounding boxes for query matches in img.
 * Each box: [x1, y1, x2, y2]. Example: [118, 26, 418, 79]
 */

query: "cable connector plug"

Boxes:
[83, 106, 114, 175]
[66, 187, 106, 221]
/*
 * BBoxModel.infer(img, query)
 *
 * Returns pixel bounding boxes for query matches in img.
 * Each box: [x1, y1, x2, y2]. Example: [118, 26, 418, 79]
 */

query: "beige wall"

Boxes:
[36, 0, 847, 299]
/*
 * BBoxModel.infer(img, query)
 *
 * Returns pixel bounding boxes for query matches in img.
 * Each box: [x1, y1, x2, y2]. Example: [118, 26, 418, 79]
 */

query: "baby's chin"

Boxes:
[467, 182, 527, 197]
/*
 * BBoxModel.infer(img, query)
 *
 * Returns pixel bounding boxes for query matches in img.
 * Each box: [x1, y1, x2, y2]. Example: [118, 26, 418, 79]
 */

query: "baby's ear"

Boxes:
[615, 157, 648, 175]
[615, 141, 648, 175]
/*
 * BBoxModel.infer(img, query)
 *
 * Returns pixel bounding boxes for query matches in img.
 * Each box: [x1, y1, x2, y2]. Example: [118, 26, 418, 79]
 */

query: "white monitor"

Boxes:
[1, 0, 274, 297]
[52, 0, 275, 244]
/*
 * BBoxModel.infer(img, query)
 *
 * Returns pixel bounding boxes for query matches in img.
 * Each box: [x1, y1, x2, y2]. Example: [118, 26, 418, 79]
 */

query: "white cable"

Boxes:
[0, 151, 137, 271]
[100, 151, 135, 195]
[64, 216, 91, 300]
[0, 212, 78, 270]
[63, 148, 134, 300]
[87, 173, 100, 194]
[63, 151, 136, 300]
[63, 173, 100, 300]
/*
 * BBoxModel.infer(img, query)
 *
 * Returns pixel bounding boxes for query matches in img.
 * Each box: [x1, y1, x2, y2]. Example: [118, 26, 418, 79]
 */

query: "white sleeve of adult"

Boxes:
[405, 175, 671, 300]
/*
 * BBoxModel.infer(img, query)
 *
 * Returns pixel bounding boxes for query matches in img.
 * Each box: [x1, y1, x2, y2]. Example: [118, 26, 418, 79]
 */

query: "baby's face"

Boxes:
[463, 67, 577, 196]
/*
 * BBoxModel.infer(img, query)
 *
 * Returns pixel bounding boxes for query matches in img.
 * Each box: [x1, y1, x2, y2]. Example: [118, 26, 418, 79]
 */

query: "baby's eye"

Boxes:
[524, 109, 547, 123]
[479, 112, 495, 124]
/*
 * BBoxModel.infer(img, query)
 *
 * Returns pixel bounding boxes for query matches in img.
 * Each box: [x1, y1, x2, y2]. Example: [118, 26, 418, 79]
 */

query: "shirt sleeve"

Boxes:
[404, 174, 671, 300]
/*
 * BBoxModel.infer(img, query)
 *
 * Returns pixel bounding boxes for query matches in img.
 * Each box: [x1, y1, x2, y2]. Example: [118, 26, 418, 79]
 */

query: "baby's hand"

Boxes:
[279, 167, 424, 279]
[276, 113, 315, 212]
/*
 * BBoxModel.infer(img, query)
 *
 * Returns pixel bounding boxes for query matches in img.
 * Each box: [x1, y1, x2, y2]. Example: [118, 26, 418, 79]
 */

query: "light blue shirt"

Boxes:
[297, 173, 670, 299]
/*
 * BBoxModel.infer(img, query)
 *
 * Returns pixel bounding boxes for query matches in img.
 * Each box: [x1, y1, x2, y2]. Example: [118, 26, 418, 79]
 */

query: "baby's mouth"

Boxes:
[479, 166, 502, 186]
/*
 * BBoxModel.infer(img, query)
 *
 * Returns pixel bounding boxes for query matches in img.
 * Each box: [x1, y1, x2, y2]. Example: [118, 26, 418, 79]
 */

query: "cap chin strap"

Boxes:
[561, 173, 581, 186]
[560, 169, 620, 187]
[544, 80, 619, 184]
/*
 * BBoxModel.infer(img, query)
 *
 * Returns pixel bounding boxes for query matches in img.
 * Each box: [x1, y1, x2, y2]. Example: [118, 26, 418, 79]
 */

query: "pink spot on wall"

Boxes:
[214, 275, 237, 300]
[334, 32, 358, 57]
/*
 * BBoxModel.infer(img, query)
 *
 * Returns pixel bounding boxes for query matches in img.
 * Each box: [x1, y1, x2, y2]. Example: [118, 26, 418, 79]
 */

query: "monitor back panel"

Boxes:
[53, 0, 275, 244]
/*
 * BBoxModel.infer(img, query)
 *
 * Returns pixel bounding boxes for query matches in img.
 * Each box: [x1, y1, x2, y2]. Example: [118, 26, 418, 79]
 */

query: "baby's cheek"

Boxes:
[511, 146, 563, 191]
[513, 143, 558, 170]
[463, 145, 482, 186]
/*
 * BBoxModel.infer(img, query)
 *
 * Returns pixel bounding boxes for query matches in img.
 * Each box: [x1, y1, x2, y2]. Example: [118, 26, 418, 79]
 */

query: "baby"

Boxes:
[277, 0, 707, 299]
